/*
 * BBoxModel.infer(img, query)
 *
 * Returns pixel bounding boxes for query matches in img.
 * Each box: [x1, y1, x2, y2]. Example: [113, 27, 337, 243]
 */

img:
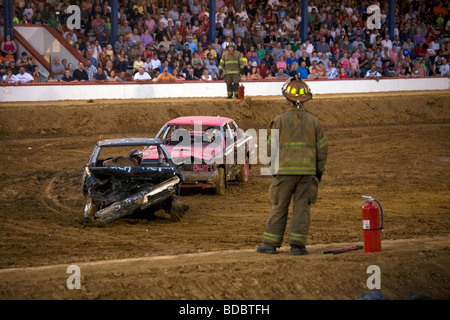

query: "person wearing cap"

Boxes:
[205, 56, 220, 79]
[257, 76, 328, 256]
[248, 51, 261, 66]
[184, 36, 198, 54]
[157, 67, 176, 82]
[219, 41, 244, 99]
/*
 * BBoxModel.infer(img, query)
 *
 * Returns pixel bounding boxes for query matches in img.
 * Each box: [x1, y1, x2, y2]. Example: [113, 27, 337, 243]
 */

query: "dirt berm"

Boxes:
[0, 90, 449, 302]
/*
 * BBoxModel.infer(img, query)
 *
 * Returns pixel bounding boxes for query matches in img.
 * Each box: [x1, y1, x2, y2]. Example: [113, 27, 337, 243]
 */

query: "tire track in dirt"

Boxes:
[41, 175, 79, 215]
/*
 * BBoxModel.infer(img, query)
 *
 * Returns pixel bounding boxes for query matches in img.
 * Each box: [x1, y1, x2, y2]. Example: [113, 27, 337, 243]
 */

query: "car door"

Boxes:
[223, 122, 238, 176]
[230, 121, 248, 164]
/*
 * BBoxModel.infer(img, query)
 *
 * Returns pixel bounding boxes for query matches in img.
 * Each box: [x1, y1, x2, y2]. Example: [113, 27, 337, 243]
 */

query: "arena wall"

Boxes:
[1, 77, 448, 102]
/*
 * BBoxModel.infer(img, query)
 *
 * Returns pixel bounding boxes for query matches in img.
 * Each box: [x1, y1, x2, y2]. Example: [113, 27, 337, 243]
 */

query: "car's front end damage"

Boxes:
[80, 138, 187, 226]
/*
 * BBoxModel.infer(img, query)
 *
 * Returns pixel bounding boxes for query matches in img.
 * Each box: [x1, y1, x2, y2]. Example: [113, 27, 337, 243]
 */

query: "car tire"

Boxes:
[214, 167, 226, 196]
[169, 197, 185, 221]
[236, 155, 249, 183]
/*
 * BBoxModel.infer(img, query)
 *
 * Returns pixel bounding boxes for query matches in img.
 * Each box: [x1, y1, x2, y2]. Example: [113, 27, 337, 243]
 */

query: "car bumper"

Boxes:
[181, 170, 219, 189]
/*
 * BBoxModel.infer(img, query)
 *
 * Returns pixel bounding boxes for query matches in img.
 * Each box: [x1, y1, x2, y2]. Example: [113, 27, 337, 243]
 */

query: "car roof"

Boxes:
[97, 138, 162, 147]
[166, 116, 233, 127]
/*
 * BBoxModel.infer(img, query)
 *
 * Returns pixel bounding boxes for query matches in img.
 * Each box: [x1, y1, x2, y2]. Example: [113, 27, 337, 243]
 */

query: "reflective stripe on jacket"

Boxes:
[219, 50, 243, 75]
[268, 107, 328, 175]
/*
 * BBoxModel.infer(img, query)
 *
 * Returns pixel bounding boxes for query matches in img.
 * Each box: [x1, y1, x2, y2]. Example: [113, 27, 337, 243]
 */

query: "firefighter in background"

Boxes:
[257, 76, 328, 255]
[219, 41, 244, 99]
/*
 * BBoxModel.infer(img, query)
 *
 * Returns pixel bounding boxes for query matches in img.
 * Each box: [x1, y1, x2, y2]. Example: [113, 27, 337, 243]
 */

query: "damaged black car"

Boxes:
[80, 138, 187, 226]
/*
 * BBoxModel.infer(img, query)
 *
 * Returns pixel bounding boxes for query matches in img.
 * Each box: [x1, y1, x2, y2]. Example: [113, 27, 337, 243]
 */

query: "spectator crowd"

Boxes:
[1, 0, 449, 84]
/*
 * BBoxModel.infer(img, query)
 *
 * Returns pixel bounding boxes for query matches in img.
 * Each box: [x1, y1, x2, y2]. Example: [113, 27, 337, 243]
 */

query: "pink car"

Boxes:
[153, 116, 256, 195]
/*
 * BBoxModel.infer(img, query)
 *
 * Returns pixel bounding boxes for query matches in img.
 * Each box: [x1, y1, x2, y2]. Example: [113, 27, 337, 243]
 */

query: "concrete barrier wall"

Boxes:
[1, 77, 449, 102]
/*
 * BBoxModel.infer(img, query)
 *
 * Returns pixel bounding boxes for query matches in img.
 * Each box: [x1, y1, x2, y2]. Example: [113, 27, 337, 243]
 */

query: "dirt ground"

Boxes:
[0, 90, 449, 302]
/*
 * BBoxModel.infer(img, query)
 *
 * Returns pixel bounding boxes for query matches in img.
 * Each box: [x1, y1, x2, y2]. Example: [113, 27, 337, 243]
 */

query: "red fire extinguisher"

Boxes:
[238, 84, 245, 100]
[361, 196, 384, 253]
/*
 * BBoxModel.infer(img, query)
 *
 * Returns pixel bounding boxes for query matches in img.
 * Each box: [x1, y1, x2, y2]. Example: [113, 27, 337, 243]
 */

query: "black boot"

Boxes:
[256, 244, 277, 254]
[290, 245, 308, 256]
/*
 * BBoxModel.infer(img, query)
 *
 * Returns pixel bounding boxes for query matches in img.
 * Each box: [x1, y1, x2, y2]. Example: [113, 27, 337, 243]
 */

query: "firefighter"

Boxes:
[257, 76, 328, 255]
[219, 41, 244, 99]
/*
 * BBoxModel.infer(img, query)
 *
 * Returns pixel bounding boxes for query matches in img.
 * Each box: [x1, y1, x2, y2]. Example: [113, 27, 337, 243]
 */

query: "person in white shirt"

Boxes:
[2, 68, 19, 84]
[159, 12, 172, 29]
[439, 58, 449, 76]
[268, 0, 280, 9]
[370, 29, 380, 45]
[235, 6, 249, 22]
[283, 15, 297, 38]
[404, 9, 416, 21]
[365, 64, 382, 79]
[308, 2, 318, 13]
[303, 38, 314, 56]
[143, 57, 152, 73]
[216, 7, 226, 28]
[133, 67, 152, 81]
[15, 66, 34, 83]
[149, 55, 161, 72]
[381, 34, 392, 51]
[201, 69, 213, 81]
[23, 3, 34, 20]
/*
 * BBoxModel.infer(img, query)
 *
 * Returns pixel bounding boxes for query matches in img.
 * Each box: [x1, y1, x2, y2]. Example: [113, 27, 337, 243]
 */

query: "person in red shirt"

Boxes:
[257, 60, 270, 78]
[264, 8, 275, 25]
[414, 42, 427, 59]
[339, 67, 349, 79]
[330, 42, 341, 55]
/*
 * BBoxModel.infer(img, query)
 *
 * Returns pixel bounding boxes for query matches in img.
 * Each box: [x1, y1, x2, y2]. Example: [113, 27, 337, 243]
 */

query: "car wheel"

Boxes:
[169, 197, 185, 221]
[214, 167, 226, 196]
[236, 155, 249, 182]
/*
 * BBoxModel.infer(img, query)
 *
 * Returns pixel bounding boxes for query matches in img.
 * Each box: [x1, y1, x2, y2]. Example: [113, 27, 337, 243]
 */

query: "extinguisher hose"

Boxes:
[373, 199, 384, 231]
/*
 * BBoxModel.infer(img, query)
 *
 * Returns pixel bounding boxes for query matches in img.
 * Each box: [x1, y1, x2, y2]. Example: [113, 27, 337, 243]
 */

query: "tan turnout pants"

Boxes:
[263, 175, 319, 248]
[224, 74, 240, 97]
